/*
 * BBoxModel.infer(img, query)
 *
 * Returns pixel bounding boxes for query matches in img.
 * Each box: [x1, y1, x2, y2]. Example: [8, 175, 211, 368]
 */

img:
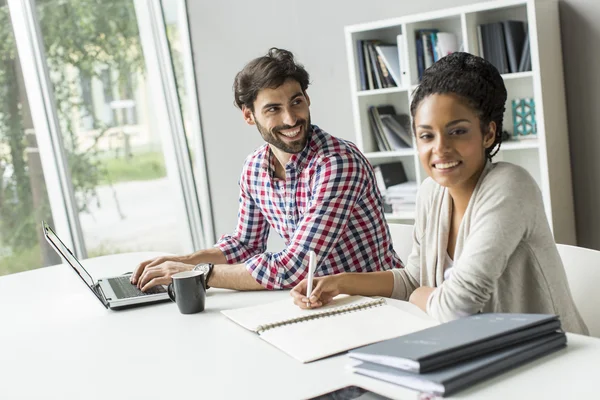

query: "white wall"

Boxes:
[187, 0, 600, 250]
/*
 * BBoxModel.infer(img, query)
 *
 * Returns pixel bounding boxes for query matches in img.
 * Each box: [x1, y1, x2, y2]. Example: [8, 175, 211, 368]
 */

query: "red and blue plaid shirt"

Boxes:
[215, 126, 403, 289]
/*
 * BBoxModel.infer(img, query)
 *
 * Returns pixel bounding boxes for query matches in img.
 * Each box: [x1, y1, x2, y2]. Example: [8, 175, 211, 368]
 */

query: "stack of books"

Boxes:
[478, 20, 530, 74]
[348, 313, 567, 397]
[368, 105, 412, 152]
[373, 161, 417, 215]
[385, 181, 418, 215]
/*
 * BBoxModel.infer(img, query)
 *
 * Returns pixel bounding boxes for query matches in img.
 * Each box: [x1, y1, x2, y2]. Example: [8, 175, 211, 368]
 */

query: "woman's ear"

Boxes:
[484, 121, 497, 149]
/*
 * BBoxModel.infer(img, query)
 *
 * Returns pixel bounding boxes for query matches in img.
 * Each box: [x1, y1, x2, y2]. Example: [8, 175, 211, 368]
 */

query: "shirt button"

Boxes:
[287, 215, 293, 220]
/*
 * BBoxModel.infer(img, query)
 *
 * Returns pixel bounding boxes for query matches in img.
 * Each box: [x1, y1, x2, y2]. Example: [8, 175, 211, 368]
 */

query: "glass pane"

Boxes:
[162, 0, 195, 166]
[161, 0, 213, 246]
[0, 4, 60, 275]
[35, 0, 188, 257]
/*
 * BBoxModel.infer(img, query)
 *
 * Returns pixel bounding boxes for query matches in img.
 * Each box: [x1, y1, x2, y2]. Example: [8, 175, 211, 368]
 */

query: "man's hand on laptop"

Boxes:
[131, 256, 194, 291]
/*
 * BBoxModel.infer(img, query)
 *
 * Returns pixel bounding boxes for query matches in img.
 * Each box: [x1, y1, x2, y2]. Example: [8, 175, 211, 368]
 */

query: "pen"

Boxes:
[306, 251, 317, 302]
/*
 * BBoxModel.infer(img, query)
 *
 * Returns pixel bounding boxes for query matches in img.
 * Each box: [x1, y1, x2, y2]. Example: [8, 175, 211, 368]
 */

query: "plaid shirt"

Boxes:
[215, 126, 403, 289]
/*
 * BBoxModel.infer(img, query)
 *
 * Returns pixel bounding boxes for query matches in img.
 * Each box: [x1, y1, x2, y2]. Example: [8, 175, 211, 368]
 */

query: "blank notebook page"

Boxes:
[222, 295, 438, 363]
[260, 303, 437, 363]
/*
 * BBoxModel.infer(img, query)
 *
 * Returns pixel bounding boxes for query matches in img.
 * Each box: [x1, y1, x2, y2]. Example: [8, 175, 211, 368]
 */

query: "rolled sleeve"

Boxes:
[214, 164, 270, 265]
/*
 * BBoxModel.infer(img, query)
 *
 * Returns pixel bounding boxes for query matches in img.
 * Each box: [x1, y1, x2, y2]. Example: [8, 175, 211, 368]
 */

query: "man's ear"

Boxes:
[484, 121, 497, 149]
[304, 91, 311, 107]
[242, 105, 255, 126]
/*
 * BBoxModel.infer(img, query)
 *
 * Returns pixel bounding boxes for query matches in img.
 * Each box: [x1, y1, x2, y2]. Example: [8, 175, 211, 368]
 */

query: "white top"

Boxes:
[391, 161, 588, 334]
[1, 251, 599, 400]
[444, 252, 454, 281]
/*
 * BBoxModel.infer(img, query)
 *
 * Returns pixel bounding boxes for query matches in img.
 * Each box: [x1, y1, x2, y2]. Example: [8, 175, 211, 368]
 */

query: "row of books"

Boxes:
[415, 30, 459, 81]
[368, 104, 412, 152]
[478, 20, 531, 74]
[356, 38, 408, 91]
[348, 313, 567, 397]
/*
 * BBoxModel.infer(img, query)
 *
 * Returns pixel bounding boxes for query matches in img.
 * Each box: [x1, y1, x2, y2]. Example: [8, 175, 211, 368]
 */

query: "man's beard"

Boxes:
[255, 114, 312, 154]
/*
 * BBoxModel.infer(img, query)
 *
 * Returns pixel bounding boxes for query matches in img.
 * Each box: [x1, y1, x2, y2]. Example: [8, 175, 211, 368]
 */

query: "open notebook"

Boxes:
[221, 295, 438, 363]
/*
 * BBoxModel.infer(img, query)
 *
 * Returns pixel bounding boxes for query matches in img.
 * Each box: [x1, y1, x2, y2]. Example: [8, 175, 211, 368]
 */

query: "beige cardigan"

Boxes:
[391, 161, 588, 335]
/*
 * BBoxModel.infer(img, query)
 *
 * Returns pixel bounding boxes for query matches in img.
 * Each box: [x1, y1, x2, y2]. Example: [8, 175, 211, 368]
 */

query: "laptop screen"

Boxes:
[42, 221, 95, 288]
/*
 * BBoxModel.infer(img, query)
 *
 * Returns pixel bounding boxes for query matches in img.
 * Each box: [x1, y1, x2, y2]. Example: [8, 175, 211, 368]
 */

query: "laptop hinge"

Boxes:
[95, 282, 110, 308]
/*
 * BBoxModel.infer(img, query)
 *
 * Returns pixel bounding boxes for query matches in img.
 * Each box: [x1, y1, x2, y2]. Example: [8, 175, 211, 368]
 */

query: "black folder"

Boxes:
[350, 313, 561, 373]
[502, 21, 526, 73]
[353, 332, 566, 397]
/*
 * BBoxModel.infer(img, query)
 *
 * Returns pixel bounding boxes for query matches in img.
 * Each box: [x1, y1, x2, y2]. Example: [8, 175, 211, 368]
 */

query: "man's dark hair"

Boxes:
[410, 52, 507, 158]
[233, 48, 310, 111]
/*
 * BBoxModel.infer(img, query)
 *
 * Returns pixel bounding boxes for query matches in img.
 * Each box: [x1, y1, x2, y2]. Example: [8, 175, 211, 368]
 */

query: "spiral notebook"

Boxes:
[221, 295, 438, 363]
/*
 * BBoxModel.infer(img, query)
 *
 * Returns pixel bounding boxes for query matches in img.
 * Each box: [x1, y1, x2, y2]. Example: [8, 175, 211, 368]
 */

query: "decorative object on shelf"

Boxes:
[512, 98, 537, 139]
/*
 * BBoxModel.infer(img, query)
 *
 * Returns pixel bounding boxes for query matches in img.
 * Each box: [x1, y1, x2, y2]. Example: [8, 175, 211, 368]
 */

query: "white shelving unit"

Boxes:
[345, 0, 576, 245]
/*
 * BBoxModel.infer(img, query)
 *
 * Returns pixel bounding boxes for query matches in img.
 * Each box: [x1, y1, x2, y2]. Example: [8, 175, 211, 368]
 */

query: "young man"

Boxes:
[131, 48, 403, 292]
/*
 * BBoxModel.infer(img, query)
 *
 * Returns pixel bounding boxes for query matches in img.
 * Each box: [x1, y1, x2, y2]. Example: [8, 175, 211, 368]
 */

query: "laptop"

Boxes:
[42, 221, 169, 309]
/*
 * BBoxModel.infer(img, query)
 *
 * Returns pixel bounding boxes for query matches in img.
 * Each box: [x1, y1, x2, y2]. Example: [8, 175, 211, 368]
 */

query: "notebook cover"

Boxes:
[353, 332, 567, 397]
[350, 313, 560, 372]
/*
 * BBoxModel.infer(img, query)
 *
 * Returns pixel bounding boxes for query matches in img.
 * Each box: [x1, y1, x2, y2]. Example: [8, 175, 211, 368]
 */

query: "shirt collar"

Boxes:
[260, 125, 316, 176]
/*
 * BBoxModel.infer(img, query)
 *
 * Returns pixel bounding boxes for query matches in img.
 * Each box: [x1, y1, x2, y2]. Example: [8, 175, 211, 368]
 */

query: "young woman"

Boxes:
[291, 52, 588, 335]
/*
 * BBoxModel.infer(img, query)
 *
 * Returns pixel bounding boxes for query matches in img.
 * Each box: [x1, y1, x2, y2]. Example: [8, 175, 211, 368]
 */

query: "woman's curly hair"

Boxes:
[410, 52, 507, 158]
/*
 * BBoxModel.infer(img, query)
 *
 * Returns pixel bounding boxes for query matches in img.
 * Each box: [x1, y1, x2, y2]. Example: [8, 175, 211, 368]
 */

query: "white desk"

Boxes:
[1, 252, 598, 400]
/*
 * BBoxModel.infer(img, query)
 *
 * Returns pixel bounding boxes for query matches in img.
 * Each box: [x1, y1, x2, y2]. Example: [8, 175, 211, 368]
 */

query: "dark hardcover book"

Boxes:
[356, 40, 367, 91]
[368, 106, 390, 151]
[490, 23, 509, 74]
[363, 41, 375, 89]
[353, 332, 567, 397]
[415, 35, 424, 81]
[367, 42, 383, 89]
[479, 23, 509, 74]
[350, 313, 561, 373]
[502, 20, 526, 73]
[378, 161, 408, 188]
[518, 34, 531, 72]
[478, 24, 493, 66]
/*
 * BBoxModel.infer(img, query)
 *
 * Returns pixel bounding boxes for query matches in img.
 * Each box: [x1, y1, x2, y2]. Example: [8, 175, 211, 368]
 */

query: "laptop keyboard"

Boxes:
[109, 275, 166, 299]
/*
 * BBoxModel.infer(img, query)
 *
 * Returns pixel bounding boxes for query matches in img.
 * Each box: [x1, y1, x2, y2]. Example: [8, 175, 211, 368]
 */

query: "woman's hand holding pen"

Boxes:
[290, 275, 344, 309]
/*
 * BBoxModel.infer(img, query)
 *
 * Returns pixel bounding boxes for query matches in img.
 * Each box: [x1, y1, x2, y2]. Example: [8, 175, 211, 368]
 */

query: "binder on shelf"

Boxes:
[478, 22, 509, 74]
[377, 161, 408, 188]
[356, 40, 368, 91]
[502, 20, 527, 73]
[396, 34, 409, 88]
[363, 41, 375, 90]
[518, 34, 531, 72]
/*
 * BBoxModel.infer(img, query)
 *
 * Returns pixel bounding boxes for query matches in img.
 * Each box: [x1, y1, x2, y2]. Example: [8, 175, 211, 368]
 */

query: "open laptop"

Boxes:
[42, 221, 169, 309]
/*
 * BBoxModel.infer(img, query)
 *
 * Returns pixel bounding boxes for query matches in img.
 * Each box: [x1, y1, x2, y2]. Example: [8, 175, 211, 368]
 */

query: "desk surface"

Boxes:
[1, 252, 598, 400]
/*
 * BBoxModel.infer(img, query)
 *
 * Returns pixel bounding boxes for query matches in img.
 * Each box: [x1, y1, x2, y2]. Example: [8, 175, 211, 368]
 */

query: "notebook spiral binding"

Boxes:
[256, 297, 386, 334]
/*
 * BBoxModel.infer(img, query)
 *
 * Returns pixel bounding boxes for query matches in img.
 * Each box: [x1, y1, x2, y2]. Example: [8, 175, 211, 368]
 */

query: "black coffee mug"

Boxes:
[167, 270, 206, 314]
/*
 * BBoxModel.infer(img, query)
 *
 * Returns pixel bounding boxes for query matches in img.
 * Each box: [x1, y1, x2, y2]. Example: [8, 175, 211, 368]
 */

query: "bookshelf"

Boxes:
[345, 0, 576, 245]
